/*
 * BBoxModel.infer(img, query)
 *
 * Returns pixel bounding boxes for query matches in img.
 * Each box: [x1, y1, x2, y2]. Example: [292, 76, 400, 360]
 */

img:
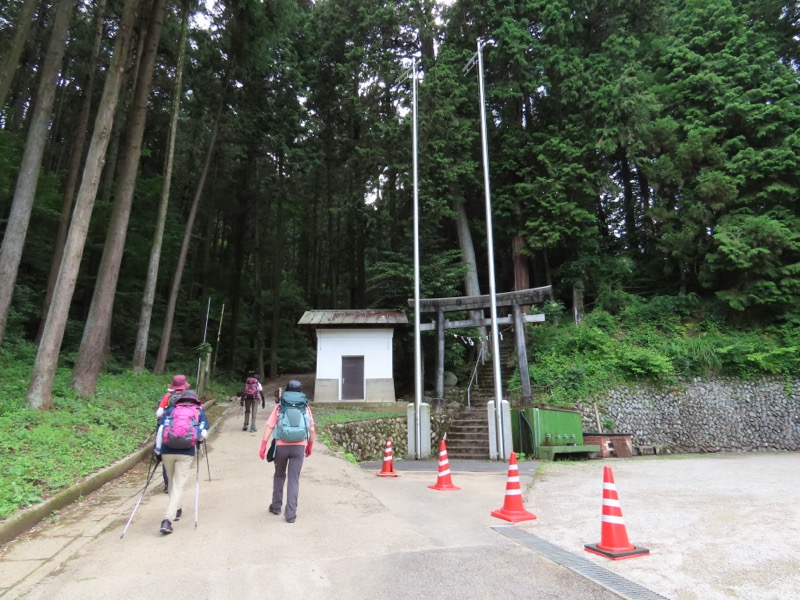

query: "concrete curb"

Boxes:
[0, 398, 219, 547]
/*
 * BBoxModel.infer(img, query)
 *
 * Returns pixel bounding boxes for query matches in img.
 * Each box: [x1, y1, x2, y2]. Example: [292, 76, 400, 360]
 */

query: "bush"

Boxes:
[524, 295, 798, 406]
[0, 343, 238, 519]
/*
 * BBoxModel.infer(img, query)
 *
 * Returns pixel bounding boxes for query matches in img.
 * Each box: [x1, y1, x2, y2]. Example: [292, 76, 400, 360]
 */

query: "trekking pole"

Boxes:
[194, 449, 200, 529]
[120, 456, 159, 539]
[203, 440, 211, 481]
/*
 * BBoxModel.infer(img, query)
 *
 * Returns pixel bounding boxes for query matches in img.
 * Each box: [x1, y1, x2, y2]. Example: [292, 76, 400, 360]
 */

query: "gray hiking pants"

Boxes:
[270, 444, 305, 520]
[243, 397, 258, 428]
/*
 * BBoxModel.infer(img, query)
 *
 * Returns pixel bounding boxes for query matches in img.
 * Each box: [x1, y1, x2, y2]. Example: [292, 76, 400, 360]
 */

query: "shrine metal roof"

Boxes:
[298, 310, 409, 327]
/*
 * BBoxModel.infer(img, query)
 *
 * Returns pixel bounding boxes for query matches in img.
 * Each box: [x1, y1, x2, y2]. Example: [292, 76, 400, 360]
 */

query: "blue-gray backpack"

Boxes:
[276, 390, 309, 442]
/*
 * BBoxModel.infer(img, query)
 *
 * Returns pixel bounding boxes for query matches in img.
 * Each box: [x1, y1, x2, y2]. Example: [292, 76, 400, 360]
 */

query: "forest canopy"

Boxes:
[1, 0, 799, 407]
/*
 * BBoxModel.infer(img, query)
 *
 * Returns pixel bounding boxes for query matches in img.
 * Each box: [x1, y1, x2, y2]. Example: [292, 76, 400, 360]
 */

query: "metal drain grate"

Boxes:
[492, 526, 672, 600]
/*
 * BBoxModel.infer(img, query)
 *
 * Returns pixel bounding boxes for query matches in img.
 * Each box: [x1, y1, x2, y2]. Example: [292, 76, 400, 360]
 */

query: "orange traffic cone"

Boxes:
[428, 438, 460, 491]
[377, 437, 399, 477]
[584, 466, 649, 560]
[491, 452, 536, 522]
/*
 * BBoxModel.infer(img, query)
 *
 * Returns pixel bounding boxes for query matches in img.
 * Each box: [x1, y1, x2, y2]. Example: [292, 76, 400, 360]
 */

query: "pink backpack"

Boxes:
[243, 377, 259, 398]
[163, 403, 199, 449]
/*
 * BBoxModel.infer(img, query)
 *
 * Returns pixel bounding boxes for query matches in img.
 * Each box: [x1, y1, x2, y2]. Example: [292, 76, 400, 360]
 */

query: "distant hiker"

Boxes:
[155, 374, 191, 493]
[259, 379, 315, 523]
[241, 372, 265, 432]
[154, 389, 209, 535]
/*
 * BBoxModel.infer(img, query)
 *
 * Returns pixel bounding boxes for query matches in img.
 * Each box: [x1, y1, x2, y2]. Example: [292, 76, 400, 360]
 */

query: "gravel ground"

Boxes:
[519, 452, 800, 600]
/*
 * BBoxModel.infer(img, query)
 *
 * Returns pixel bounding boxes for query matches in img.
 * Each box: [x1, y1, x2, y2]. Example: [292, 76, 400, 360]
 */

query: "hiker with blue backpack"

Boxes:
[154, 389, 210, 534]
[258, 379, 315, 524]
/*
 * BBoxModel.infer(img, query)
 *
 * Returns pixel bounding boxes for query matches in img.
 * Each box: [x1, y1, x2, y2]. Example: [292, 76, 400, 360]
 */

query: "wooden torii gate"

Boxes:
[409, 285, 552, 405]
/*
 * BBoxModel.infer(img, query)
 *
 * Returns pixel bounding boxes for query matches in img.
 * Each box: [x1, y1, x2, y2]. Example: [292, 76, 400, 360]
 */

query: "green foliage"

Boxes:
[195, 342, 213, 358]
[0, 343, 176, 519]
[312, 405, 405, 428]
[702, 210, 800, 310]
[367, 249, 467, 310]
[527, 295, 799, 406]
[0, 130, 22, 206]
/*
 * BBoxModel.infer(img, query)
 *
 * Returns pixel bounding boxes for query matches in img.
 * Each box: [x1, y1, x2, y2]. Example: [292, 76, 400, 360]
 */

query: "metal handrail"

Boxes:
[466, 341, 487, 408]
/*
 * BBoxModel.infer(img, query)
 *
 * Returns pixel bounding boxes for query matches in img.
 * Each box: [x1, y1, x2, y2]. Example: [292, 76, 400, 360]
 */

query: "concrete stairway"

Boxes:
[445, 335, 519, 460]
[445, 407, 490, 459]
[468, 335, 518, 405]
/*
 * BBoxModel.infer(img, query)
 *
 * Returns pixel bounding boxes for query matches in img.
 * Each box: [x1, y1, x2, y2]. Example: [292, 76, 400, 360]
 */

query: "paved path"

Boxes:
[0, 400, 618, 600]
[2, 397, 798, 600]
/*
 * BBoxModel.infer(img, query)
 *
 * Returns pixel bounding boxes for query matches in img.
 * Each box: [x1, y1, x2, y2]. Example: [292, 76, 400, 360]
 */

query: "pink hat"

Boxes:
[170, 374, 190, 391]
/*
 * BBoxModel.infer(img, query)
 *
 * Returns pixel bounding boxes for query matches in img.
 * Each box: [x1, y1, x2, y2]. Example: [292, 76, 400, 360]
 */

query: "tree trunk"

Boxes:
[0, 0, 73, 345]
[269, 156, 285, 380]
[453, 196, 485, 332]
[26, 0, 141, 410]
[251, 153, 264, 374]
[72, 0, 167, 396]
[132, 1, 189, 373]
[512, 232, 529, 293]
[37, 0, 107, 344]
[620, 152, 637, 251]
[636, 165, 653, 255]
[153, 111, 222, 375]
[6, 10, 47, 134]
[0, 0, 39, 110]
[225, 194, 246, 371]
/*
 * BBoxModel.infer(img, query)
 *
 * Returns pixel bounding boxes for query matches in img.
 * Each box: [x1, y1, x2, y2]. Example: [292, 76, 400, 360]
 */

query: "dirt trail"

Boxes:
[261, 373, 316, 398]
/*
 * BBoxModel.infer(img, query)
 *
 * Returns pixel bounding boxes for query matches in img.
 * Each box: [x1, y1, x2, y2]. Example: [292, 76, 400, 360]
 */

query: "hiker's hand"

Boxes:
[156, 407, 164, 418]
[259, 439, 268, 460]
[305, 441, 313, 458]
[151, 450, 161, 463]
[200, 429, 208, 440]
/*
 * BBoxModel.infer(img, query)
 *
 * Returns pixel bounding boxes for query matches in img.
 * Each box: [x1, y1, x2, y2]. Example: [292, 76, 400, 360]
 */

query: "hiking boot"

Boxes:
[269, 506, 281, 515]
[175, 508, 182, 521]
[163, 484, 168, 494]
[160, 519, 173, 534]
[250, 427, 257, 432]
[242, 425, 248, 431]
[286, 516, 296, 524]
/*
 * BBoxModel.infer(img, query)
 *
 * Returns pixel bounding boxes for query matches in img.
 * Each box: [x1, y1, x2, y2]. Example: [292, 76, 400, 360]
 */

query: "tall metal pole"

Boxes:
[467, 39, 505, 460]
[410, 59, 423, 459]
[396, 59, 423, 459]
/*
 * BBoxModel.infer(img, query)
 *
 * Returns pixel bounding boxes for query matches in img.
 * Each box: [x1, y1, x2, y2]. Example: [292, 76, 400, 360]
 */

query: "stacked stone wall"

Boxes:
[323, 413, 449, 461]
[577, 376, 800, 453]
[321, 377, 800, 459]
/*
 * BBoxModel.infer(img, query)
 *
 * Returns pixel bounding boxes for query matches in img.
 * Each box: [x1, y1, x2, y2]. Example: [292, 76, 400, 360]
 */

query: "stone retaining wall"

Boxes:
[577, 376, 800, 453]
[322, 377, 800, 458]
[323, 413, 450, 461]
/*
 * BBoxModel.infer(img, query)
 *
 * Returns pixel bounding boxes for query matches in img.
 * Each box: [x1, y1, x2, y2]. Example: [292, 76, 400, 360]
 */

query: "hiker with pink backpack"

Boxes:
[154, 389, 210, 535]
[240, 372, 265, 432]
[154, 374, 192, 493]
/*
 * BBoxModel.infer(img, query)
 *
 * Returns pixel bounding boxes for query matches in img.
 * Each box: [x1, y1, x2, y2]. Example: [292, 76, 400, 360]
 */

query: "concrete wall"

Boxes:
[315, 379, 339, 403]
[315, 328, 396, 402]
[366, 378, 396, 402]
